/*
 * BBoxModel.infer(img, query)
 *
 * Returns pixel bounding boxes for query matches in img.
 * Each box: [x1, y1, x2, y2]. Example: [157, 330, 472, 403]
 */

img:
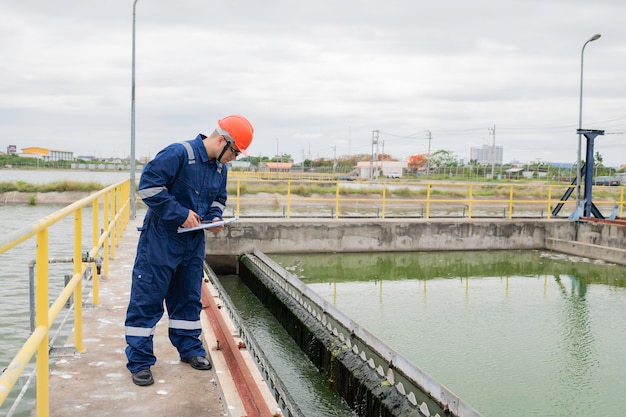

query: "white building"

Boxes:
[470, 145, 503, 165]
[355, 160, 408, 179]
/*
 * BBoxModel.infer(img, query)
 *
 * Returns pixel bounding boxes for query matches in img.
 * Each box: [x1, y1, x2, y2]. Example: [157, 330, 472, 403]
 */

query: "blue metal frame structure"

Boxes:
[551, 129, 605, 219]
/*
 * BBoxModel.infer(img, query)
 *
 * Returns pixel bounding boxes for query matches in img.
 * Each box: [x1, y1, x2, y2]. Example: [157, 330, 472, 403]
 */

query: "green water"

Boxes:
[264, 250, 626, 417]
[219, 275, 357, 417]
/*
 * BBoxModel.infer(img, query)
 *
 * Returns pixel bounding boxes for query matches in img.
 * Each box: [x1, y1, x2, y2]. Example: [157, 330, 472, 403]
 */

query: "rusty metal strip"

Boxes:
[201, 284, 274, 417]
[580, 217, 626, 226]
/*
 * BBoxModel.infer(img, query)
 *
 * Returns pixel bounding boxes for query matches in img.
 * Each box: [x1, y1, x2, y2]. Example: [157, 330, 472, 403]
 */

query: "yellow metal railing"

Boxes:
[229, 170, 336, 182]
[0, 179, 130, 416]
[226, 179, 626, 219]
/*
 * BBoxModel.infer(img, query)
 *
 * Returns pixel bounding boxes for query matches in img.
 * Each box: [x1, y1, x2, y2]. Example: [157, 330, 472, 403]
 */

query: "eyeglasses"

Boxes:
[228, 145, 241, 157]
[223, 138, 241, 157]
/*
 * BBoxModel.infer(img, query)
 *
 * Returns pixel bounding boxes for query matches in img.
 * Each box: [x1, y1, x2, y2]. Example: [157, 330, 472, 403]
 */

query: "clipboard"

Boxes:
[177, 217, 239, 233]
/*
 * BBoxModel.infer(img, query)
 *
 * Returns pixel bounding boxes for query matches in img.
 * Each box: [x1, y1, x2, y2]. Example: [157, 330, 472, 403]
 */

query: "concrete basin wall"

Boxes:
[575, 221, 626, 250]
[207, 218, 573, 254]
[205, 218, 580, 272]
[206, 218, 626, 271]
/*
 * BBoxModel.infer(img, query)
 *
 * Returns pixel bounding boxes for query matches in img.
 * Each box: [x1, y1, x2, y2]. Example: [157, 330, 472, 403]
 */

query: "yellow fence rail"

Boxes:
[0, 179, 130, 417]
[226, 179, 625, 220]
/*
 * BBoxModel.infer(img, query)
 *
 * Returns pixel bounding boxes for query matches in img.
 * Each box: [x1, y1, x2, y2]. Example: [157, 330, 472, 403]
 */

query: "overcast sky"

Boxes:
[1, 0, 625, 167]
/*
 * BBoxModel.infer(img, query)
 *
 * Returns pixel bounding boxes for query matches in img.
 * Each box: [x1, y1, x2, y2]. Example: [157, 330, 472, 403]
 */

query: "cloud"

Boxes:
[1, 0, 624, 167]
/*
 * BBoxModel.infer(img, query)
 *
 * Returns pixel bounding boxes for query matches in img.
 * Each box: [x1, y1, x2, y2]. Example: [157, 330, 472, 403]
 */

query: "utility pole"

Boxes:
[381, 140, 385, 175]
[489, 125, 496, 179]
[370, 130, 379, 179]
[332, 146, 337, 174]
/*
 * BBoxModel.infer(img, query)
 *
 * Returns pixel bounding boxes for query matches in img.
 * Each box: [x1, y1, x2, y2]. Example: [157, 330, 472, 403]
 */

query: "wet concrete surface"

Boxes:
[41, 217, 226, 417]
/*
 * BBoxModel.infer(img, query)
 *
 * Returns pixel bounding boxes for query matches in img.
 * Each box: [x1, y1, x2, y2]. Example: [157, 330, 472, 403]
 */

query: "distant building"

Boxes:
[20, 147, 74, 161]
[356, 160, 408, 179]
[470, 145, 503, 165]
[7, 145, 17, 155]
[259, 162, 293, 172]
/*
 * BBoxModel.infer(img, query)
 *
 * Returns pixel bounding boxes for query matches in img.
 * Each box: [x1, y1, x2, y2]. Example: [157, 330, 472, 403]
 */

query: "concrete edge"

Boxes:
[545, 237, 626, 266]
[200, 279, 279, 417]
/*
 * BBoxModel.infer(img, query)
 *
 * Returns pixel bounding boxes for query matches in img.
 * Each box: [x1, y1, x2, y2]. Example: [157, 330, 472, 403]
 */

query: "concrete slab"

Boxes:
[41, 217, 225, 417]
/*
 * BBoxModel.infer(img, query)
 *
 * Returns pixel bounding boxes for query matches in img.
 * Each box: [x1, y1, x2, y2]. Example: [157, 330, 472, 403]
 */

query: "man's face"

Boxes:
[221, 135, 241, 162]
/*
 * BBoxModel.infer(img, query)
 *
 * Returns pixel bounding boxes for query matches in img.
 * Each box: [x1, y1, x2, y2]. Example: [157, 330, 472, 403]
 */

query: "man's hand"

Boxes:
[181, 210, 201, 228]
[207, 217, 224, 234]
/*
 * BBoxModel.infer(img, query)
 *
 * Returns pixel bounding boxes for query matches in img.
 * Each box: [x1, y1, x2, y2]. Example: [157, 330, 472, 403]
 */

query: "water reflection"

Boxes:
[273, 250, 626, 287]
[551, 275, 598, 415]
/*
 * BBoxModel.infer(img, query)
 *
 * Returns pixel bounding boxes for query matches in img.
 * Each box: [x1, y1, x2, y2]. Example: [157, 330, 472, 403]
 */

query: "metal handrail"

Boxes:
[0, 179, 130, 416]
[226, 179, 625, 220]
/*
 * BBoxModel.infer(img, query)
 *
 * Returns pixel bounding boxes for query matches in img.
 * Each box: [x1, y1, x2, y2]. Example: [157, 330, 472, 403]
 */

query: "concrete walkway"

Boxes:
[43, 217, 226, 417]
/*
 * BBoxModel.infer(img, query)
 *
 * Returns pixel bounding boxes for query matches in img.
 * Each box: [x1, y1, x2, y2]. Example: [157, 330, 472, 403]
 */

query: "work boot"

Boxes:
[132, 369, 154, 386]
[181, 356, 212, 370]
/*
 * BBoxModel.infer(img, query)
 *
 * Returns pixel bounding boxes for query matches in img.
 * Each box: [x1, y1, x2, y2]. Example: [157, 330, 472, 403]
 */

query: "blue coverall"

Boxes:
[125, 134, 227, 374]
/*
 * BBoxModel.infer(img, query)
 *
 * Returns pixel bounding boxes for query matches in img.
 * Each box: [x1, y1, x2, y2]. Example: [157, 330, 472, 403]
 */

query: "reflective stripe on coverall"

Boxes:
[125, 134, 227, 373]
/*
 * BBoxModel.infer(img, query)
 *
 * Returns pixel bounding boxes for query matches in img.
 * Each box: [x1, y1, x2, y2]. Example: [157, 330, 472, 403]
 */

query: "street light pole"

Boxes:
[130, 0, 140, 219]
[489, 125, 496, 179]
[576, 33, 601, 210]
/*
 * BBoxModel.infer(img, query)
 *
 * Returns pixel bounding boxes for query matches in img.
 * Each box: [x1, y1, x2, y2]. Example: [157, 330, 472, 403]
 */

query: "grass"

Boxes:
[0, 180, 105, 193]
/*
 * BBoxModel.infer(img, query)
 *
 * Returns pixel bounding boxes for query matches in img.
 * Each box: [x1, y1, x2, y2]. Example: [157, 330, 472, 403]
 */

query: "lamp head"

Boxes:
[589, 34, 601, 42]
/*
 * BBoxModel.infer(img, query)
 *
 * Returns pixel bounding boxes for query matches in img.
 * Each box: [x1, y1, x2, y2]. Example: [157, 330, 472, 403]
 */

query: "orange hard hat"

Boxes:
[217, 115, 254, 155]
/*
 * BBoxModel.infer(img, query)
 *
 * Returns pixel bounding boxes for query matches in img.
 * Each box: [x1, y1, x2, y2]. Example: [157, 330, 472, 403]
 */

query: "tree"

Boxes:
[407, 154, 428, 172]
[271, 153, 292, 162]
[595, 151, 604, 167]
[429, 150, 458, 167]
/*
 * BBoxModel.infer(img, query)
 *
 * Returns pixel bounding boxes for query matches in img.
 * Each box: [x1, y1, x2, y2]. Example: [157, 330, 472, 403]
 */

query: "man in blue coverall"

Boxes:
[124, 115, 254, 386]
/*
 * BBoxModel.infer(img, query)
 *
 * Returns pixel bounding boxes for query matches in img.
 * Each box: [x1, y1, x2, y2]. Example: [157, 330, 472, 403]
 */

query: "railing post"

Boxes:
[103, 193, 110, 277]
[381, 185, 386, 219]
[92, 199, 100, 306]
[425, 183, 431, 219]
[547, 186, 552, 219]
[35, 228, 50, 417]
[286, 179, 291, 219]
[508, 186, 514, 219]
[236, 180, 241, 218]
[73, 209, 85, 353]
[335, 181, 340, 219]
[109, 189, 116, 259]
[468, 184, 473, 219]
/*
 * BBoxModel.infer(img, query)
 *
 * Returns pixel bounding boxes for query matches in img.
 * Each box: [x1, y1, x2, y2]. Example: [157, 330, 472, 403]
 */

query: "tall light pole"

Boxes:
[576, 33, 601, 210]
[130, 0, 140, 219]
